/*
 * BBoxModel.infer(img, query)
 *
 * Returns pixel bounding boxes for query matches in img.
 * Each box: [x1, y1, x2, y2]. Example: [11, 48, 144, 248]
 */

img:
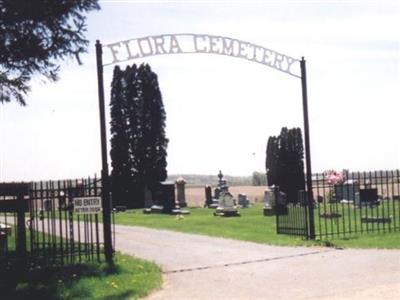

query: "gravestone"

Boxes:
[264, 185, 287, 216]
[160, 183, 176, 213]
[263, 187, 276, 216]
[44, 199, 52, 211]
[214, 187, 221, 200]
[205, 171, 231, 209]
[355, 188, 379, 207]
[143, 183, 168, 214]
[143, 182, 190, 215]
[214, 191, 240, 217]
[238, 193, 250, 208]
[334, 181, 360, 203]
[175, 177, 187, 208]
[204, 185, 213, 207]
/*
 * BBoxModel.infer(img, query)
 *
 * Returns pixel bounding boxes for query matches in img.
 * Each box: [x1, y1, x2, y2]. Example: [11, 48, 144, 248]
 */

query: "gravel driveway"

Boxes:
[112, 225, 400, 300]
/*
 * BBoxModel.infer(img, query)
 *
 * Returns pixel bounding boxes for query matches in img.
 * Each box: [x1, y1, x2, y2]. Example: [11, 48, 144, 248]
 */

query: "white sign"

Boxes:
[103, 33, 300, 77]
[73, 197, 102, 214]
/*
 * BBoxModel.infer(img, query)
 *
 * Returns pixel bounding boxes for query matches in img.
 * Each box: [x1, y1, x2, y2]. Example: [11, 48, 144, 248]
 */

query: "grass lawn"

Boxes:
[113, 203, 400, 249]
[0, 252, 162, 300]
[314, 199, 400, 238]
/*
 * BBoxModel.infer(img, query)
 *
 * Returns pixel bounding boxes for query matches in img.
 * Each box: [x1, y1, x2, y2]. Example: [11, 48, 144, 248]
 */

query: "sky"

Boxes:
[0, 0, 399, 181]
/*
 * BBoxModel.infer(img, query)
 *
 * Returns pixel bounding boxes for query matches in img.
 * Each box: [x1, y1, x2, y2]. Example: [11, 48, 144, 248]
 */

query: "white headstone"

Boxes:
[218, 192, 236, 212]
[264, 190, 276, 208]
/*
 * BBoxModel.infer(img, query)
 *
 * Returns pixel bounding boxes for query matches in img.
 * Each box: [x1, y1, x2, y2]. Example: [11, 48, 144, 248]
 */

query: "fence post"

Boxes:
[16, 191, 27, 261]
[300, 57, 315, 240]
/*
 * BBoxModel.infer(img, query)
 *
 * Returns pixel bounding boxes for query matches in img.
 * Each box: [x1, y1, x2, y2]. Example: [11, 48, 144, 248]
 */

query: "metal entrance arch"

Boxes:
[95, 33, 316, 246]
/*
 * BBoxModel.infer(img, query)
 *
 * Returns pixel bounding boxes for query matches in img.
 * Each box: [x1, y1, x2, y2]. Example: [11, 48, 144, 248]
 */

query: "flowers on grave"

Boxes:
[323, 170, 345, 206]
[324, 170, 344, 185]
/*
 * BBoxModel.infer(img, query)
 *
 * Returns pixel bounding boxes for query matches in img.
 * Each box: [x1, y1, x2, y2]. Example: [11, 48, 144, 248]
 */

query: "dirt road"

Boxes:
[112, 225, 400, 300]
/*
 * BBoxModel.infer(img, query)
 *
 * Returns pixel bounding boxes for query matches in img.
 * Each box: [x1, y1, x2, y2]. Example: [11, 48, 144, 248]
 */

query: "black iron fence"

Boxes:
[0, 176, 111, 266]
[276, 202, 308, 237]
[313, 170, 400, 239]
[276, 170, 400, 239]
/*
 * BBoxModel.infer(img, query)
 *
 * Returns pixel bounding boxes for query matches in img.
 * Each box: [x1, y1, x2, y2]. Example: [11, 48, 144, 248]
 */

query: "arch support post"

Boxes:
[96, 40, 114, 263]
[300, 57, 316, 240]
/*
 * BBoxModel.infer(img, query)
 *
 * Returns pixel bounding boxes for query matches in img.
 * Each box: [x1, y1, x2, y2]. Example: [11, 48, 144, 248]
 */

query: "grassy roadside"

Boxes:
[113, 204, 400, 249]
[0, 252, 162, 300]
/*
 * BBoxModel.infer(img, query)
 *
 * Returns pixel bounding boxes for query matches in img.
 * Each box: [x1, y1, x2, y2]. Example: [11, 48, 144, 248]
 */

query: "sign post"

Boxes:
[95, 40, 113, 264]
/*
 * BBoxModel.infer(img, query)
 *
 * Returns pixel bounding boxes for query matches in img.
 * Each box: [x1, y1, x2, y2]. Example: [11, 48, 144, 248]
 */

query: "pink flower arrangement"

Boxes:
[324, 170, 344, 185]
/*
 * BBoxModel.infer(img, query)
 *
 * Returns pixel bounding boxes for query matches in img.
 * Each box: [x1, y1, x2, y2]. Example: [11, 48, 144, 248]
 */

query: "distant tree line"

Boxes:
[251, 171, 267, 186]
[110, 64, 168, 208]
[265, 127, 305, 202]
[167, 174, 254, 186]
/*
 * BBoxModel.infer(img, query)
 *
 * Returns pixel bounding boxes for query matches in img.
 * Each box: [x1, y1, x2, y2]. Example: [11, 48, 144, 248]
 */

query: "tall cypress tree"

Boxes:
[141, 64, 168, 188]
[110, 66, 130, 206]
[265, 127, 305, 203]
[266, 136, 279, 186]
[284, 128, 305, 202]
[109, 63, 168, 208]
[124, 64, 145, 207]
[277, 127, 289, 197]
[293, 128, 306, 200]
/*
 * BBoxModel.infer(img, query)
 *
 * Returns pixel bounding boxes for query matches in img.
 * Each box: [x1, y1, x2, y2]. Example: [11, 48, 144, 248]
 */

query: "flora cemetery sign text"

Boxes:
[103, 33, 299, 77]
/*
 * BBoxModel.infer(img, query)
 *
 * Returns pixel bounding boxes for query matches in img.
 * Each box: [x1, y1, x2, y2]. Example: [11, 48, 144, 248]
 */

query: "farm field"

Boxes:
[184, 185, 266, 207]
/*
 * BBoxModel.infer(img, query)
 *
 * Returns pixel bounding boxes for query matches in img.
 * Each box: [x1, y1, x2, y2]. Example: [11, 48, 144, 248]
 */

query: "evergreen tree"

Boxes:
[109, 63, 168, 208]
[277, 127, 289, 196]
[265, 127, 305, 203]
[283, 128, 305, 202]
[292, 128, 306, 199]
[110, 66, 130, 206]
[266, 136, 279, 186]
[0, 0, 100, 105]
[140, 64, 168, 188]
[125, 64, 146, 207]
